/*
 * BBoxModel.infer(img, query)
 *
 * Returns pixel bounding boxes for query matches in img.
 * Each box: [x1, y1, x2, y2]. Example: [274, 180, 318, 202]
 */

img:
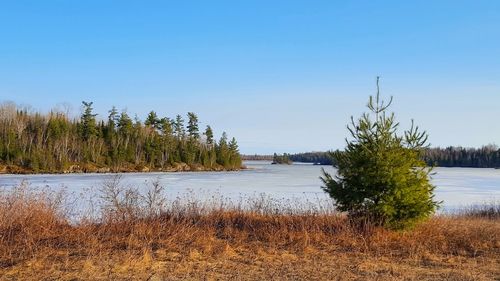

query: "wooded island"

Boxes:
[0, 102, 242, 174]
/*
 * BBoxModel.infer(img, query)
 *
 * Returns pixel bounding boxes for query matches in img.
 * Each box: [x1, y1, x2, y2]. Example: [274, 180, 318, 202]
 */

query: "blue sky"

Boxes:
[1, 1, 499, 154]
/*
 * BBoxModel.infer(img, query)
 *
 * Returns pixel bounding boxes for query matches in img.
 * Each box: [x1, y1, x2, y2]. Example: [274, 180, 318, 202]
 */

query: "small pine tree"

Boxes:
[79, 101, 98, 141]
[186, 112, 200, 140]
[107, 106, 119, 131]
[174, 115, 185, 139]
[145, 111, 160, 129]
[204, 125, 214, 146]
[216, 132, 229, 168]
[321, 78, 440, 230]
[228, 137, 242, 169]
[118, 111, 133, 135]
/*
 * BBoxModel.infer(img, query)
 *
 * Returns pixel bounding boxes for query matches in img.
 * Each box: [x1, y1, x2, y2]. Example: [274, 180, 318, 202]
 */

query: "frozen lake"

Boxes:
[1, 161, 499, 211]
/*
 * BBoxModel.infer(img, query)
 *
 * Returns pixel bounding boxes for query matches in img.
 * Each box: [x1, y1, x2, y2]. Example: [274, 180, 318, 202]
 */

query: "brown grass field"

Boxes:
[0, 179, 499, 280]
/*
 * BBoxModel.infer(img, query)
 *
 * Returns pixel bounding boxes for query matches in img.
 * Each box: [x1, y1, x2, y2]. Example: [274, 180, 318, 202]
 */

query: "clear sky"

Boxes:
[1, 1, 499, 154]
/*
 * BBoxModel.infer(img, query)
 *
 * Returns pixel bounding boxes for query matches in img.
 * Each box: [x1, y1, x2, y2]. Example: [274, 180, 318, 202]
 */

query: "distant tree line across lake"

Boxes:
[423, 145, 499, 168]
[0, 101, 242, 173]
[244, 145, 500, 168]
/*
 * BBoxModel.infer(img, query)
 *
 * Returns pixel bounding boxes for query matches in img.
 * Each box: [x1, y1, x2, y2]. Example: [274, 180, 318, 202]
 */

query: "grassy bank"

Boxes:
[0, 182, 499, 280]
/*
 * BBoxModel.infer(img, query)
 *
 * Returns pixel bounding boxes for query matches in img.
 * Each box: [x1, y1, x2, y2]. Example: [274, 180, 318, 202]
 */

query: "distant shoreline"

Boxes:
[1, 161, 498, 175]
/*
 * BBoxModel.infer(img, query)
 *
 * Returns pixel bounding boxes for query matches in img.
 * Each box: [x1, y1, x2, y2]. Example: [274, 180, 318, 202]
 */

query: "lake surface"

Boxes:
[1, 161, 499, 211]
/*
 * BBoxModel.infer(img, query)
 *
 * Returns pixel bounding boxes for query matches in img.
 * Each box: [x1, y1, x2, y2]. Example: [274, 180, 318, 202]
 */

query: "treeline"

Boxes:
[287, 145, 500, 168]
[0, 101, 242, 173]
[289, 152, 334, 165]
[423, 145, 500, 168]
[242, 154, 273, 161]
[242, 152, 334, 164]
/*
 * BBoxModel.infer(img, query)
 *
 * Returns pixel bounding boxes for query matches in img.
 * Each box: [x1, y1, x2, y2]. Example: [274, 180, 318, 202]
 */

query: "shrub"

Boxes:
[321, 78, 440, 230]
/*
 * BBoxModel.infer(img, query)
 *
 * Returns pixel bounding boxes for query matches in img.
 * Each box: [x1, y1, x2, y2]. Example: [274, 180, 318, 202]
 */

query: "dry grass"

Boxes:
[0, 180, 499, 280]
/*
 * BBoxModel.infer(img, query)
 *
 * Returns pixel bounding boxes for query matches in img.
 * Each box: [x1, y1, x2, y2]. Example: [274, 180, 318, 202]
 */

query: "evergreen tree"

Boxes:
[186, 112, 200, 139]
[159, 117, 173, 166]
[321, 78, 440, 230]
[174, 115, 185, 139]
[159, 117, 173, 136]
[217, 132, 229, 167]
[204, 125, 214, 146]
[118, 111, 133, 135]
[184, 112, 200, 164]
[202, 125, 216, 167]
[229, 137, 242, 169]
[108, 106, 119, 129]
[105, 106, 119, 166]
[79, 101, 98, 141]
[145, 111, 160, 129]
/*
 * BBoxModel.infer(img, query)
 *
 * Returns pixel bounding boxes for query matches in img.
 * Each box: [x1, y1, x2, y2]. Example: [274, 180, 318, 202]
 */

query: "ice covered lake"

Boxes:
[1, 161, 499, 212]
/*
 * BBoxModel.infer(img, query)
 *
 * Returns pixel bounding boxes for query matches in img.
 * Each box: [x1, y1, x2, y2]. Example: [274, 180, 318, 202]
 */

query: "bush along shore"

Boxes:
[0, 101, 242, 174]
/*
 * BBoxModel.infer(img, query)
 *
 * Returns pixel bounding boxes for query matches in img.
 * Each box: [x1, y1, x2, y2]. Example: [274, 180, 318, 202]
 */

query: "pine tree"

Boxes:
[321, 78, 440, 230]
[118, 112, 133, 135]
[186, 112, 200, 140]
[217, 132, 229, 167]
[145, 111, 160, 129]
[79, 101, 98, 141]
[204, 125, 214, 146]
[202, 126, 216, 168]
[108, 106, 119, 129]
[228, 137, 242, 169]
[159, 117, 172, 135]
[174, 115, 185, 139]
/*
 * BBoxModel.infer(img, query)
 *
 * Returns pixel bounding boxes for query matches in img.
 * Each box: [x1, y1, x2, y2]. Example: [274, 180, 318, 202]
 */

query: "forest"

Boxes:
[423, 145, 500, 168]
[286, 145, 500, 168]
[0, 102, 242, 173]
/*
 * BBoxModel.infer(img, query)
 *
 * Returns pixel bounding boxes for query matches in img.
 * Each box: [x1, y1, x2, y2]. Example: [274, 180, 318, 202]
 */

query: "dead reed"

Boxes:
[0, 178, 498, 280]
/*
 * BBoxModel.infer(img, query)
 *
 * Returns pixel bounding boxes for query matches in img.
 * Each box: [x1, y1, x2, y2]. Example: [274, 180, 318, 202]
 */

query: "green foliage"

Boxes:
[0, 102, 242, 172]
[159, 117, 173, 135]
[424, 145, 500, 168]
[145, 111, 160, 129]
[288, 145, 500, 168]
[79, 101, 98, 141]
[186, 112, 200, 140]
[118, 112, 133, 135]
[174, 115, 185, 139]
[108, 106, 119, 126]
[288, 151, 335, 165]
[272, 153, 292, 165]
[228, 137, 242, 169]
[204, 125, 214, 146]
[321, 78, 440, 230]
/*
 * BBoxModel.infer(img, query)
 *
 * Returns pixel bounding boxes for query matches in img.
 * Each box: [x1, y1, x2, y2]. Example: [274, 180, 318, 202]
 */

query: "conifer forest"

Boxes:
[0, 101, 242, 173]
